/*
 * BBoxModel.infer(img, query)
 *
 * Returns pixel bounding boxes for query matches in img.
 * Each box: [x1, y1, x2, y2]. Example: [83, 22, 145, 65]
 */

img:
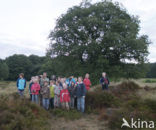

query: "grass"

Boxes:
[0, 79, 156, 130]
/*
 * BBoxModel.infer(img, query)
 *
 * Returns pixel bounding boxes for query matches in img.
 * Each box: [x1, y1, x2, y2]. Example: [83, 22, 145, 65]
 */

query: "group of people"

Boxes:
[16, 72, 109, 113]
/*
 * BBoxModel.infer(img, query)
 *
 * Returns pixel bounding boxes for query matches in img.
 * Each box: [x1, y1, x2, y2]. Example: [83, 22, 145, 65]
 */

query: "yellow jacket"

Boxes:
[49, 85, 55, 98]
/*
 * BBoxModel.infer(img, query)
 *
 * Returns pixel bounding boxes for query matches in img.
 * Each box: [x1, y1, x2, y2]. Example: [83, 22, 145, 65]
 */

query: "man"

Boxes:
[39, 72, 49, 106]
[100, 72, 110, 90]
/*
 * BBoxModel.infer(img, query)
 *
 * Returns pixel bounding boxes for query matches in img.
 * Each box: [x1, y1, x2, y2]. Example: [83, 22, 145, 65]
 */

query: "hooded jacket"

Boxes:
[31, 83, 40, 95]
[40, 85, 50, 99]
[16, 78, 26, 90]
[83, 78, 91, 90]
[60, 89, 70, 103]
[75, 82, 86, 98]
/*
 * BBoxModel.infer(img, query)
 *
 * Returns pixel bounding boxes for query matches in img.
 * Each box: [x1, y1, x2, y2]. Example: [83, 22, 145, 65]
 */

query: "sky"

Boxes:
[0, 0, 156, 62]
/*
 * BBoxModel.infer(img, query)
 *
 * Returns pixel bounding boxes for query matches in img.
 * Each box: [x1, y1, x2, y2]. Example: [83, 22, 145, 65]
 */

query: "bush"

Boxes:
[144, 79, 156, 83]
[86, 90, 120, 112]
[0, 93, 51, 130]
[50, 108, 82, 120]
[107, 98, 156, 130]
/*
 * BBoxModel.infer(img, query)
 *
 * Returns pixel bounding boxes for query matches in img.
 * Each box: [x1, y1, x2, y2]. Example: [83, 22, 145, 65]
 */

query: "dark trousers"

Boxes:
[30, 94, 32, 101]
[50, 98, 54, 109]
[102, 84, 108, 90]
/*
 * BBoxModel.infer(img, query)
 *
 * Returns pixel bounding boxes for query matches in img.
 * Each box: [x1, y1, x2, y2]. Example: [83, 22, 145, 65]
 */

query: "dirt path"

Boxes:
[50, 114, 108, 130]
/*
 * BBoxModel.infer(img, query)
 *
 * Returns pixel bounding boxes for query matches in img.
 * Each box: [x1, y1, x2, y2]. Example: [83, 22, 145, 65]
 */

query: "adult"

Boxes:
[83, 73, 91, 91]
[40, 72, 49, 87]
[39, 72, 49, 105]
[75, 77, 86, 113]
[100, 72, 110, 90]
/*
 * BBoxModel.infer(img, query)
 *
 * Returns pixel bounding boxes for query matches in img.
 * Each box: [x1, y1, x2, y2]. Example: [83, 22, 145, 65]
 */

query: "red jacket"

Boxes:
[83, 78, 91, 90]
[60, 89, 70, 103]
[31, 83, 40, 95]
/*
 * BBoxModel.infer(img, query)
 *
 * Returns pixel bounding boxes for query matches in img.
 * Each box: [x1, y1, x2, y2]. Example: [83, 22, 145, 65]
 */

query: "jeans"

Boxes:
[32, 95, 39, 104]
[69, 97, 75, 109]
[50, 98, 54, 109]
[42, 98, 49, 110]
[77, 97, 85, 113]
[102, 84, 108, 90]
[18, 90, 24, 97]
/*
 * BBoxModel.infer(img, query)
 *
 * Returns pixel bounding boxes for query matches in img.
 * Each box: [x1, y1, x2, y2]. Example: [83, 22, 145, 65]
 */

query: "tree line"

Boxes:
[0, 54, 155, 84]
[0, 1, 155, 83]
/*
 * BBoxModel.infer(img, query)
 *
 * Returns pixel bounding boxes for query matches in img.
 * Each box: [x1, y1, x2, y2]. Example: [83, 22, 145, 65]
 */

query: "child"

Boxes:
[29, 76, 35, 100]
[54, 81, 62, 108]
[16, 73, 26, 97]
[75, 77, 86, 113]
[68, 81, 76, 109]
[40, 81, 50, 110]
[31, 78, 40, 104]
[83, 73, 91, 91]
[100, 72, 110, 90]
[60, 83, 70, 110]
[49, 80, 55, 109]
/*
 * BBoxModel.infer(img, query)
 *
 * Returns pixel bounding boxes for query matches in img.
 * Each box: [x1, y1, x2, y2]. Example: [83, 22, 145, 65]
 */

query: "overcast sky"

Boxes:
[0, 0, 156, 62]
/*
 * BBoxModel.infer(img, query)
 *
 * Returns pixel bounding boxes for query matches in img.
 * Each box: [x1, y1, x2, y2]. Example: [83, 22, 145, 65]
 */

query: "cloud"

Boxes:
[0, 0, 156, 63]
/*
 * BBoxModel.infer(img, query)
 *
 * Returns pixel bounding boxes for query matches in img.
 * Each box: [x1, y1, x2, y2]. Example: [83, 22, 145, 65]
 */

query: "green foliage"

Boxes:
[0, 93, 50, 130]
[6, 54, 32, 80]
[144, 79, 156, 83]
[5, 54, 46, 80]
[0, 60, 9, 80]
[50, 108, 82, 120]
[46, 0, 150, 82]
[146, 62, 156, 78]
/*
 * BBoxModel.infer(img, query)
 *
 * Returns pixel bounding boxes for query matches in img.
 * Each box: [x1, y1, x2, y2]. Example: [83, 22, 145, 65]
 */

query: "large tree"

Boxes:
[46, 0, 151, 83]
[48, 0, 150, 65]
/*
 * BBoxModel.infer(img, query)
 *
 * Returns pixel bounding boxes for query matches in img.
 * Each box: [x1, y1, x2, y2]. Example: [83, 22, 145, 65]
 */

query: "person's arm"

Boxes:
[107, 78, 110, 85]
[82, 84, 87, 97]
[100, 78, 102, 84]
[24, 79, 26, 88]
[48, 88, 50, 98]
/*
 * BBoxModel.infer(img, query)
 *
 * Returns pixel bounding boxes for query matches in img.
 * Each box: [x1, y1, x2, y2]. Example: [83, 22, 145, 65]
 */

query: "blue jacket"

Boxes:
[66, 78, 76, 87]
[100, 77, 110, 85]
[75, 83, 86, 98]
[17, 78, 26, 90]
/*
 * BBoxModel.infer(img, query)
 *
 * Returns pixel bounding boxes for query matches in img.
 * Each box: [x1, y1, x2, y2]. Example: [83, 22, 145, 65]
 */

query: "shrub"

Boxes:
[107, 98, 156, 130]
[144, 79, 156, 83]
[0, 93, 51, 130]
[86, 90, 120, 112]
[50, 108, 82, 120]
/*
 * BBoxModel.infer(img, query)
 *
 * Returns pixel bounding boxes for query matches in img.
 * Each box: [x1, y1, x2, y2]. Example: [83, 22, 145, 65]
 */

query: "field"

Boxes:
[0, 79, 156, 130]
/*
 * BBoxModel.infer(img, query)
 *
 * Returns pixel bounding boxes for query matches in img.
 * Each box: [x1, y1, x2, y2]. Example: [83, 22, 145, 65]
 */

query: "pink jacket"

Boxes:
[83, 78, 91, 90]
[31, 83, 40, 95]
